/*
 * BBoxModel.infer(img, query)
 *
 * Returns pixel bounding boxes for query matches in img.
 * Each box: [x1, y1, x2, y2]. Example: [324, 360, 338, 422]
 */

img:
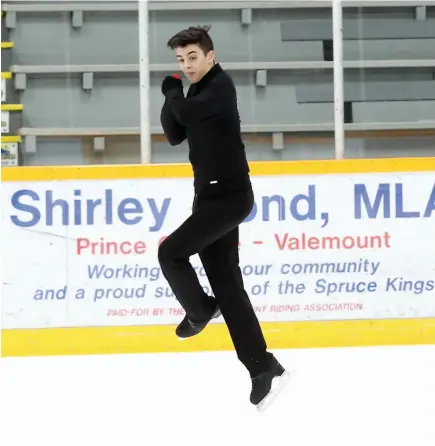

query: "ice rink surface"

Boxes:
[1, 345, 434, 446]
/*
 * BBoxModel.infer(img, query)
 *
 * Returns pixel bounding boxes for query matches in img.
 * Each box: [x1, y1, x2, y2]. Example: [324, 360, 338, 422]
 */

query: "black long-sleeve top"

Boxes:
[160, 63, 250, 192]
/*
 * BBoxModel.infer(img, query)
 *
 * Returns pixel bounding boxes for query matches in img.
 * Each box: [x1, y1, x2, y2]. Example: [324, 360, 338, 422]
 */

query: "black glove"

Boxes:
[162, 74, 183, 95]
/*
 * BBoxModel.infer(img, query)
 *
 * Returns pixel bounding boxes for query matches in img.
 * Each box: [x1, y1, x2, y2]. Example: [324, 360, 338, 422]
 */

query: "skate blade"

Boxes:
[256, 370, 292, 413]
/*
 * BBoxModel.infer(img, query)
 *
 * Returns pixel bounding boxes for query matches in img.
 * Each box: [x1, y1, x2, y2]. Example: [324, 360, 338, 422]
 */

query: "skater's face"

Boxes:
[175, 44, 215, 83]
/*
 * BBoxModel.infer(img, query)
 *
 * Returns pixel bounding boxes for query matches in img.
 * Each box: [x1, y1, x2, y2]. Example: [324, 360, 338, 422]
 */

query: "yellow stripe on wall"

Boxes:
[1, 104, 24, 111]
[2, 318, 435, 358]
[2, 156, 435, 182]
[1, 135, 21, 143]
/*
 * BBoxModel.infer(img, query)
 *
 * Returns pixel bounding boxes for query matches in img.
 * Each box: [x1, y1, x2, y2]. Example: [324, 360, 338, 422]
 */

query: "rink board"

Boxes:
[2, 157, 435, 357]
[2, 319, 435, 357]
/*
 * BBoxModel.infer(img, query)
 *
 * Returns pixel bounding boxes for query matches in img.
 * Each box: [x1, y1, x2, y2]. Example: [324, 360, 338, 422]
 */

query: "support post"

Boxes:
[138, 0, 151, 164]
[332, 0, 345, 159]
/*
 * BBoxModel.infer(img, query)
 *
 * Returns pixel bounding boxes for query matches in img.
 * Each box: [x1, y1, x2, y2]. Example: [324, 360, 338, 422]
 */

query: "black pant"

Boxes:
[158, 178, 273, 376]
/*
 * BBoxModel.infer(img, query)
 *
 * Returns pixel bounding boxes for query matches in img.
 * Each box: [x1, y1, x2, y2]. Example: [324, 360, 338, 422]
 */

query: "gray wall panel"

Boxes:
[281, 18, 435, 41]
[297, 81, 435, 102]
[19, 74, 140, 128]
[353, 101, 435, 122]
[343, 39, 435, 61]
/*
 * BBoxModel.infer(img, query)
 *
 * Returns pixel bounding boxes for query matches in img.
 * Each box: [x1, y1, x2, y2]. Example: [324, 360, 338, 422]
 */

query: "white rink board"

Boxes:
[2, 172, 435, 329]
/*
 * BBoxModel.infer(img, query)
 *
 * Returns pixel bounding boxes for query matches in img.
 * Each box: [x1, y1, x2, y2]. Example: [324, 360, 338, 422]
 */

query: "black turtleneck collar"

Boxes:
[194, 63, 223, 89]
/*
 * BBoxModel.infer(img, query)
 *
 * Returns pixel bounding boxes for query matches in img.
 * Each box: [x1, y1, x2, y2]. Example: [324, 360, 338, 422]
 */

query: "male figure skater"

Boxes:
[158, 25, 290, 411]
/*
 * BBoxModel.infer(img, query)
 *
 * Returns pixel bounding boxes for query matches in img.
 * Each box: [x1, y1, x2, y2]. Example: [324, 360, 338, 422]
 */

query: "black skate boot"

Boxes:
[250, 357, 291, 412]
[175, 304, 221, 339]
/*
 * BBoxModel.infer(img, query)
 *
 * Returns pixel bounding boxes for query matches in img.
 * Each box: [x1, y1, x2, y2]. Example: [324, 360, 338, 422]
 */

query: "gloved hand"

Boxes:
[161, 74, 183, 95]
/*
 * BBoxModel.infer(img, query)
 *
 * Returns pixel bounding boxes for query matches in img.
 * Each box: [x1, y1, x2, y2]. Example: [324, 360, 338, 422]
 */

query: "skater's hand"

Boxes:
[162, 74, 183, 95]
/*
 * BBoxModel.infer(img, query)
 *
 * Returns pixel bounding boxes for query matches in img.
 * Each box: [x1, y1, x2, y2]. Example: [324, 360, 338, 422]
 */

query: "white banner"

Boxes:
[1, 172, 435, 329]
[1, 142, 19, 166]
[1, 78, 6, 102]
[1, 110, 10, 133]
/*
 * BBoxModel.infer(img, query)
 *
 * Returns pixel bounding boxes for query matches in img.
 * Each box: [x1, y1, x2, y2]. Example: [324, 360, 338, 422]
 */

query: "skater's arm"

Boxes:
[160, 100, 187, 146]
[163, 77, 232, 126]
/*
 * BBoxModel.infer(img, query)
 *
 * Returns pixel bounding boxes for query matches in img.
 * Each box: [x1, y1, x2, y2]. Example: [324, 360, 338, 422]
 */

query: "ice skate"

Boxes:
[250, 358, 291, 412]
[176, 304, 221, 339]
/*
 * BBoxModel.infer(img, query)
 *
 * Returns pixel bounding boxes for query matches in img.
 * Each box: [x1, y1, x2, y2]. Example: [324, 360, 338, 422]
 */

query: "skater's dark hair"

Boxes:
[167, 25, 214, 55]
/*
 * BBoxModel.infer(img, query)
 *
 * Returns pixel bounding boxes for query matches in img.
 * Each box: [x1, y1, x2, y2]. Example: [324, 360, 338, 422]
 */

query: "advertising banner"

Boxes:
[1, 77, 6, 102]
[1, 110, 10, 133]
[2, 171, 435, 330]
[1, 142, 19, 166]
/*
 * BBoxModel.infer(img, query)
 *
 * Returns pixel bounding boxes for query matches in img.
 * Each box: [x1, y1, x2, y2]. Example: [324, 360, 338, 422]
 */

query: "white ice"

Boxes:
[1, 345, 434, 446]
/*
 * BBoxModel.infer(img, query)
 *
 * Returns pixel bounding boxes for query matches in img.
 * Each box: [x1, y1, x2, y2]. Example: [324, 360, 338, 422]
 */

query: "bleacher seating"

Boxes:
[1, 0, 435, 166]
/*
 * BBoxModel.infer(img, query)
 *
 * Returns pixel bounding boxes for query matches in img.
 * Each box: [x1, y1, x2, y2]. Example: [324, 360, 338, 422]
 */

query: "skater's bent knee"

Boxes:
[158, 235, 191, 267]
[157, 238, 172, 265]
